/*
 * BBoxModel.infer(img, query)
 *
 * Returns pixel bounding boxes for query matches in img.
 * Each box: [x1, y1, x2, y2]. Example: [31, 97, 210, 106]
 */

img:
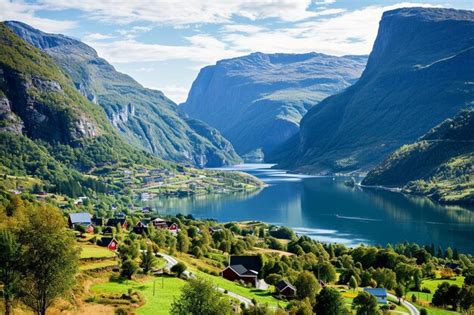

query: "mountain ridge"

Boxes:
[181, 51, 367, 157]
[6, 21, 241, 167]
[269, 7, 474, 173]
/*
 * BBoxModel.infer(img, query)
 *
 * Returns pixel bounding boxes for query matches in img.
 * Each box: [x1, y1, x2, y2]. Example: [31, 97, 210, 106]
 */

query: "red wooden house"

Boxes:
[99, 237, 118, 251]
[276, 280, 297, 298]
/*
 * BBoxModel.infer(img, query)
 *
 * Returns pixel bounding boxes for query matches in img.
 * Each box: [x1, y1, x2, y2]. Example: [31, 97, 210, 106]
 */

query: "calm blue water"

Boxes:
[147, 164, 474, 254]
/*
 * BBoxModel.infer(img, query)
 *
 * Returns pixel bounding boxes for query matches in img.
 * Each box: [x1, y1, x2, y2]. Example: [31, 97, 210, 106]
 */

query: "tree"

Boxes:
[459, 285, 474, 311]
[121, 259, 138, 279]
[314, 261, 337, 283]
[75, 224, 87, 237]
[140, 247, 157, 274]
[192, 246, 203, 258]
[314, 287, 349, 315]
[18, 204, 79, 315]
[286, 298, 313, 315]
[432, 282, 461, 310]
[349, 275, 358, 292]
[295, 271, 320, 302]
[171, 262, 187, 277]
[420, 309, 428, 315]
[395, 284, 405, 304]
[177, 231, 190, 253]
[352, 292, 379, 315]
[170, 277, 232, 314]
[0, 230, 21, 315]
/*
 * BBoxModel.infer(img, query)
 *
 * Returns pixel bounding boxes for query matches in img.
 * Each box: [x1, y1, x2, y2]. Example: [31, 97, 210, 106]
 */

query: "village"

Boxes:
[62, 207, 471, 315]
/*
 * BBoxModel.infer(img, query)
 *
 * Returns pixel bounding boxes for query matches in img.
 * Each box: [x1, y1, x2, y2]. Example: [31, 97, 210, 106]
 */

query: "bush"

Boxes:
[420, 309, 428, 315]
[421, 287, 431, 293]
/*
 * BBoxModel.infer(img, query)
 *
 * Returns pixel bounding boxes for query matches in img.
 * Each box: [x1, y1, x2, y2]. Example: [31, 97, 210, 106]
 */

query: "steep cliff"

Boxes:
[270, 8, 474, 174]
[6, 21, 241, 167]
[181, 52, 366, 157]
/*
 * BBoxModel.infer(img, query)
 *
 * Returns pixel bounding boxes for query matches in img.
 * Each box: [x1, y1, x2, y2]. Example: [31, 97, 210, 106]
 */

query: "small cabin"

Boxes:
[99, 237, 118, 251]
[68, 212, 93, 233]
[106, 218, 128, 230]
[221, 264, 258, 286]
[364, 288, 388, 304]
[275, 280, 296, 298]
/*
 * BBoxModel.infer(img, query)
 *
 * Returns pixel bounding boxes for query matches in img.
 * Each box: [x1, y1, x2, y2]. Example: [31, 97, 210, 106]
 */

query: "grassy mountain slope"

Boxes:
[363, 109, 473, 204]
[181, 52, 366, 157]
[270, 8, 474, 174]
[6, 21, 241, 167]
[0, 23, 177, 196]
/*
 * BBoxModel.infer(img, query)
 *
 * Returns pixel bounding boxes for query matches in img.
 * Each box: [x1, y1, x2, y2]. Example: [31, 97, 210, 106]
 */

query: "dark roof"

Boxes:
[91, 217, 104, 225]
[69, 212, 91, 224]
[102, 226, 114, 234]
[229, 256, 262, 272]
[276, 280, 296, 292]
[364, 288, 387, 297]
[228, 264, 258, 277]
[106, 218, 127, 226]
[98, 237, 116, 247]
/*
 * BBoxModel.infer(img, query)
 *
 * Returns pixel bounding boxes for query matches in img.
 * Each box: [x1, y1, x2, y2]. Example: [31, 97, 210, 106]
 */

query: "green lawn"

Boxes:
[91, 276, 186, 315]
[406, 276, 464, 302]
[195, 271, 286, 308]
[80, 244, 116, 259]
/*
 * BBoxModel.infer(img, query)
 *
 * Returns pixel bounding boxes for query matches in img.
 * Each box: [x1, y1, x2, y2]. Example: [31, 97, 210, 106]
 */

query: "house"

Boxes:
[150, 218, 179, 234]
[98, 237, 118, 251]
[221, 264, 258, 286]
[229, 256, 262, 273]
[364, 288, 388, 304]
[91, 217, 105, 227]
[68, 212, 93, 233]
[221, 256, 262, 287]
[276, 280, 296, 298]
[133, 221, 149, 235]
[106, 218, 128, 230]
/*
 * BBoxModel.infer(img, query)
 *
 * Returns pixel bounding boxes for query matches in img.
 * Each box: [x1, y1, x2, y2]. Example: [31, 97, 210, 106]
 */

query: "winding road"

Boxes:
[158, 252, 252, 307]
[387, 293, 420, 315]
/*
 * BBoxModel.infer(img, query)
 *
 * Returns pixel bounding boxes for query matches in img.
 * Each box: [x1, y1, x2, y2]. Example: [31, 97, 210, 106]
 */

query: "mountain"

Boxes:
[363, 109, 473, 204]
[270, 8, 474, 174]
[181, 52, 366, 158]
[0, 22, 175, 196]
[5, 21, 241, 167]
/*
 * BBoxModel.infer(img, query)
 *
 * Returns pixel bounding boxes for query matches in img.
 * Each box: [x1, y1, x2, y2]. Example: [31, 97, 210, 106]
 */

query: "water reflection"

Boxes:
[147, 164, 474, 253]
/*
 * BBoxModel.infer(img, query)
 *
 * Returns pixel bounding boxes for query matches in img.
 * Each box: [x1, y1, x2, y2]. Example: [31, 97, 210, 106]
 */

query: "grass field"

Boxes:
[80, 244, 117, 259]
[91, 276, 186, 315]
[406, 276, 464, 302]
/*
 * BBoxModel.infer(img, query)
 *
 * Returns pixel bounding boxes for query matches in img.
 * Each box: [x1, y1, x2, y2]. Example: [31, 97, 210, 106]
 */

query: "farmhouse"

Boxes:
[221, 264, 258, 286]
[150, 218, 179, 234]
[106, 218, 128, 230]
[68, 212, 93, 233]
[221, 255, 262, 287]
[98, 237, 118, 251]
[364, 288, 388, 304]
[275, 280, 296, 298]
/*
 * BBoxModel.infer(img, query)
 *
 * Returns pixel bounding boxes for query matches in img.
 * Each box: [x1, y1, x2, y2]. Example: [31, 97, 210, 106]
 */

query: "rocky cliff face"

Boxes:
[181, 52, 366, 157]
[0, 48, 100, 143]
[6, 21, 241, 167]
[270, 7, 474, 174]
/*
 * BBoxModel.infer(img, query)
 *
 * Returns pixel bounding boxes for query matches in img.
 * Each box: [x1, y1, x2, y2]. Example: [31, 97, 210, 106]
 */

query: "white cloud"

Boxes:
[221, 24, 266, 34]
[0, 0, 76, 32]
[37, 0, 317, 25]
[154, 84, 189, 103]
[82, 32, 114, 41]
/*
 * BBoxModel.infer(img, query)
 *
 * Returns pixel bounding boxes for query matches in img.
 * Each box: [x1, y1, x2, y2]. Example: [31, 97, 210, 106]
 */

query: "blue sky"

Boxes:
[1, 0, 472, 103]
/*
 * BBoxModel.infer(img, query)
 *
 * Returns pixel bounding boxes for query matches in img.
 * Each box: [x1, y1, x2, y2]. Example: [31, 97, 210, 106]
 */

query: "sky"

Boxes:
[0, 1, 472, 103]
